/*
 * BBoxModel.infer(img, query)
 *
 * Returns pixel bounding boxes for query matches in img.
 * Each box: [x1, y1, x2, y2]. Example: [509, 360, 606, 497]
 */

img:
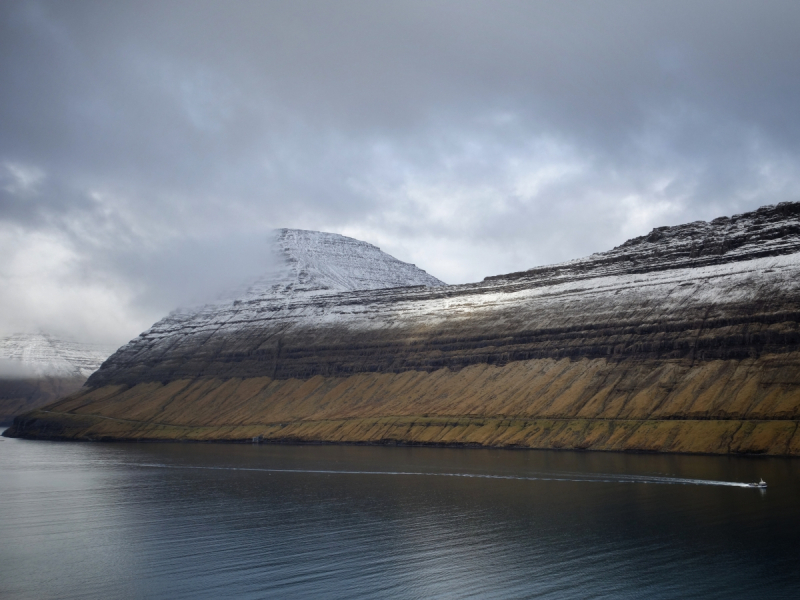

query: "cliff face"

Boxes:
[6, 206, 800, 455]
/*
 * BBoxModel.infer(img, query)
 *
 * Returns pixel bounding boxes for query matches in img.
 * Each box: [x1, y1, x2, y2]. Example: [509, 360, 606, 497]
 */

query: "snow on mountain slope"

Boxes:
[234, 229, 444, 300]
[277, 228, 444, 291]
[131, 247, 800, 348]
[146, 205, 800, 342]
[488, 201, 800, 285]
[111, 228, 445, 363]
[161, 228, 444, 326]
[0, 334, 114, 378]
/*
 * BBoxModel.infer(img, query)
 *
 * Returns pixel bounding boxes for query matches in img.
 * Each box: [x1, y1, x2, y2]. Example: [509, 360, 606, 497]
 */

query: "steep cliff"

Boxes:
[6, 206, 800, 454]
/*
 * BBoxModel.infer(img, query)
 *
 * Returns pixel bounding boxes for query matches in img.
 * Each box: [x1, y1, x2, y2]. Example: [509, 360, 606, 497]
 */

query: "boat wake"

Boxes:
[133, 463, 756, 488]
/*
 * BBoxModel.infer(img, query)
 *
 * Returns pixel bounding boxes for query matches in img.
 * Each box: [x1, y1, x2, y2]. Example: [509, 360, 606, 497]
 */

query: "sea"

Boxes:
[1, 434, 798, 599]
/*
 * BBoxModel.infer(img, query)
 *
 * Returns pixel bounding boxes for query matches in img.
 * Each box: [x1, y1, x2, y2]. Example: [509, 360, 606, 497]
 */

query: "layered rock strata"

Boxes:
[7, 205, 800, 454]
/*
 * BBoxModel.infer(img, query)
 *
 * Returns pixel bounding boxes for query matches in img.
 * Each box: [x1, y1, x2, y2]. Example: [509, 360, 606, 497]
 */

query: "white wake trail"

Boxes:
[132, 463, 756, 488]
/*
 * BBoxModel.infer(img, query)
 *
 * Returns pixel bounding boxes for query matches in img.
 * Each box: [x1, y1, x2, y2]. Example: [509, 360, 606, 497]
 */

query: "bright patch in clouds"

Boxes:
[0, 226, 146, 345]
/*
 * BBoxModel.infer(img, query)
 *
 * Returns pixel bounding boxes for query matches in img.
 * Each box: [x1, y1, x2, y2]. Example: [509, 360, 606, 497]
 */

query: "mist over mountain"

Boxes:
[0, 332, 114, 425]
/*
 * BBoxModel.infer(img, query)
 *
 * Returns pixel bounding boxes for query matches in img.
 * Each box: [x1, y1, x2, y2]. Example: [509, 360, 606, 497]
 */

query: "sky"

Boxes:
[1, 0, 800, 347]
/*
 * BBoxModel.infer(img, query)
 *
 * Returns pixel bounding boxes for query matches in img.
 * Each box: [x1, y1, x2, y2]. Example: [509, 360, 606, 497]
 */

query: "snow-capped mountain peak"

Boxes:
[233, 229, 445, 301]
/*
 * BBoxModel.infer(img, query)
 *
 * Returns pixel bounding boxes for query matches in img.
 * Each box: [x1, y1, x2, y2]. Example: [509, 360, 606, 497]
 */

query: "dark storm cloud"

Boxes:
[1, 0, 800, 345]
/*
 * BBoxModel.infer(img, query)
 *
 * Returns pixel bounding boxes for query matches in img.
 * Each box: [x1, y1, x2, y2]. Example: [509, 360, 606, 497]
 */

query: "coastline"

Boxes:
[7, 410, 799, 456]
[7, 353, 800, 455]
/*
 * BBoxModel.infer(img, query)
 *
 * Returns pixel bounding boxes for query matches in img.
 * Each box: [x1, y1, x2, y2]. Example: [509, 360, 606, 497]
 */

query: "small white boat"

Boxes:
[748, 478, 767, 488]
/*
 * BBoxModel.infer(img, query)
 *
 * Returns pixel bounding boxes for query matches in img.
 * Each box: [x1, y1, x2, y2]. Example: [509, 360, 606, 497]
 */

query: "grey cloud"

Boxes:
[0, 358, 39, 379]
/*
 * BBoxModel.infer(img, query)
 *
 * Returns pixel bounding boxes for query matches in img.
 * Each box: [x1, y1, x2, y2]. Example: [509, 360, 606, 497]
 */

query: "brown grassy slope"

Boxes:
[8, 354, 800, 454]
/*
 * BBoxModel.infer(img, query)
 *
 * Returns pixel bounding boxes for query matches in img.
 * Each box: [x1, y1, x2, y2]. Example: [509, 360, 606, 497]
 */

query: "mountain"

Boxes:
[263, 228, 445, 292]
[6, 207, 800, 455]
[0, 334, 114, 426]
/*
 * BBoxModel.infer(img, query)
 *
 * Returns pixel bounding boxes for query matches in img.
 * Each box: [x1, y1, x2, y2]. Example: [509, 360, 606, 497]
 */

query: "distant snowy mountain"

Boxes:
[0, 333, 114, 379]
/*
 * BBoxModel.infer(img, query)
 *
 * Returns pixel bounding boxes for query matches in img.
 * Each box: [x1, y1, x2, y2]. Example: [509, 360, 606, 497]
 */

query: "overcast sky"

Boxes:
[2, 0, 800, 347]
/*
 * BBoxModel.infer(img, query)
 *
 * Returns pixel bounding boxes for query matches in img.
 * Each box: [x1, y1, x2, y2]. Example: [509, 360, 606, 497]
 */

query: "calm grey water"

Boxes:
[1, 435, 798, 599]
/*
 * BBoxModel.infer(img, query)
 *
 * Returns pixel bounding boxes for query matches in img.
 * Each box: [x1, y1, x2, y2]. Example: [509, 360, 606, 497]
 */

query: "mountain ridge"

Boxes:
[85, 203, 800, 388]
[485, 201, 800, 284]
[7, 203, 800, 455]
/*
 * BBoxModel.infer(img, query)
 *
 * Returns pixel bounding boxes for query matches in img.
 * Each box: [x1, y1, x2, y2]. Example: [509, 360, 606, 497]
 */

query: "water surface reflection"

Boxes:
[1, 438, 798, 599]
